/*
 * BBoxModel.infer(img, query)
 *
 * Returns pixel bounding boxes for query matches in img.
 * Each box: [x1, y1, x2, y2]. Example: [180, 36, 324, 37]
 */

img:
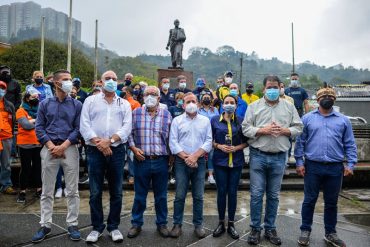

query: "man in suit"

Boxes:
[166, 19, 186, 68]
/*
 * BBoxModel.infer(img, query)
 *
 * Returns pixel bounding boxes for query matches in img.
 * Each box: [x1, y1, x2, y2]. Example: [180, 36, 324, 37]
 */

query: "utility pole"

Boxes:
[67, 0, 73, 71]
[291, 22, 295, 73]
[40, 16, 45, 73]
[239, 54, 243, 89]
[94, 19, 98, 82]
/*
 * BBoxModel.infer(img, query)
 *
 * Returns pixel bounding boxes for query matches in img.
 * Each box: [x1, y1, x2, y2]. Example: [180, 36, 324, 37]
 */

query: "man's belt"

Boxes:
[144, 155, 166, 160]
[251, 147, 285, 156]
[51, 140, 65, 146]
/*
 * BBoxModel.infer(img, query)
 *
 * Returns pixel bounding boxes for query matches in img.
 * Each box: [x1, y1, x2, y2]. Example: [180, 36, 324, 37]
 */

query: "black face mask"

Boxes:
[125, 80, 132, 86]
[29, 98, 39, 107]
[0, 73, 11, 83]
[202, 99, 211, 105]
[246, 89, 253, 94]
[319, 98, 334, 110]
[35, 78, 43, 84]
[120, 91, 126, 98]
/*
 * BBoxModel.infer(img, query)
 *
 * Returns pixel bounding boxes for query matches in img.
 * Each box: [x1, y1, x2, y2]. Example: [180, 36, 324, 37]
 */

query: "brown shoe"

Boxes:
[157, 225, 169, 238]
[127, 226, 141, 238]
[128, 177, 134, 185]
[169, 224, 182, 238]
[194, 227, 206, 239]
[3, 186, 17, 195]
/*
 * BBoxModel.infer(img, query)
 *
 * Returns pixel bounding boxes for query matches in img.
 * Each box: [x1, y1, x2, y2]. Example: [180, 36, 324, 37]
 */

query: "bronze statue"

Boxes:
[166, 19, 186, 69]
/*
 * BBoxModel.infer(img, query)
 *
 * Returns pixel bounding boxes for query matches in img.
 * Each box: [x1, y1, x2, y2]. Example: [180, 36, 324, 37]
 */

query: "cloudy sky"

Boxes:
[2, 0, 370, 69]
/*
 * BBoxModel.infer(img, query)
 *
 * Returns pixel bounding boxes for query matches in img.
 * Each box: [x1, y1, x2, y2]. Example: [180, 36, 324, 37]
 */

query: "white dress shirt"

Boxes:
[80, 93, 132, 146]
[169, 113, 213, 155]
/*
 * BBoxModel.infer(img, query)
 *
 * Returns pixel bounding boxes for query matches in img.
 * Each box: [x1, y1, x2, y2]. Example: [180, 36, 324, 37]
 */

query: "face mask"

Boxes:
[202, 99, 211, 105]
[225, 77, 233, 85]
[279, 88, 285, 96]
[179, 82, 186, 89]
[223, 104, 236, 114]
[230, 89, 238, 97]
[319, 98, 334, 110]
[162, 83, 170, 90]
[0, 89, 6, 98]
[133, 89, 140, 96]
[196, 81, 205, 89]
[177, 99, 183, 106]
[0, 73, 11, 83]
[144, 95, 158, 108]
[124, 79, 132, 86]
[103, 79, 117, 93]
[246, 89, 253, 94]
[265, 88, 280, 101]
[29, 98, 39, 106]
[61, 80, 73, 94]
[35, 78, 43, 84]
[185, 102, 198, 114]
[291, 80, 299, 88]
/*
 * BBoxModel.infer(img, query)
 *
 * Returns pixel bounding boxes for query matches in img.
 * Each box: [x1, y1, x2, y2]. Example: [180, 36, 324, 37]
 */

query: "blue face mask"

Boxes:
[223, 104, 236, 114]
[230, 89, 238, 97]
[0, 89, 6, 98]
[177, 99, 183, 106]
[103, 79, 117, 93]
[133, 89, 140, 96]
[265, 88, 280, 101]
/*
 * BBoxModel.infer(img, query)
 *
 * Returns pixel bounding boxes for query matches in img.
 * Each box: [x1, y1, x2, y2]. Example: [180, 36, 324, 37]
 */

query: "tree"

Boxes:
[0, 39, 94, 87]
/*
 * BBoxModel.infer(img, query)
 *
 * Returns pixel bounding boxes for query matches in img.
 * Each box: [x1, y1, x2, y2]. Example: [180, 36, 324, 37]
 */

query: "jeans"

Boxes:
[131, 156, 169, 227]
[39, 145, 80, 228]
[173, 157, 205, 227]
[127, 148, 134, 178]
[0, 138, 13, 189]
[19, 147, 42, 190]
[207, 149, 214, 172]
[214, 165, 243, 221]
[87, 144, 125, 233]
[300, 160, 343, 234]
[249, 147, 286, 231]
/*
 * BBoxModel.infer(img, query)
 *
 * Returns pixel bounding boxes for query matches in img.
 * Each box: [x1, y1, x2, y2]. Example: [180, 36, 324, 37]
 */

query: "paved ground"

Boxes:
[1, 190, 369, 246]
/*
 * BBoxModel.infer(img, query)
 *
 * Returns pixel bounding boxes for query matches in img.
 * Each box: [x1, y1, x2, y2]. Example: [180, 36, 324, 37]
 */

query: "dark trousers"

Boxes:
[18, 147, 42, 190]
[214, 165, 243, 222]
[131, 156, 169, 227]
[87, 144, 125, 233]
[300, 160, 344, 234]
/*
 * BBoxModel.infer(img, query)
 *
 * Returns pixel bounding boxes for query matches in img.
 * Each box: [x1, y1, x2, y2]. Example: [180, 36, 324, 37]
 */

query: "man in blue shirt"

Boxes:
[294, 86, 357, 247]
[33, 70, 82, 243]
[285, 73, 309, 117]
[159, 77, 176, 107]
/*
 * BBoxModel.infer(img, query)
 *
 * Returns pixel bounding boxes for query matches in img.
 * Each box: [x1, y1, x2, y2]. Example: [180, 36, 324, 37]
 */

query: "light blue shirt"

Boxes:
[294, 109, 357, 170]
[169, 113, 213, 155]
[26, 84, 53, 102]
[198, 107, 219, 121]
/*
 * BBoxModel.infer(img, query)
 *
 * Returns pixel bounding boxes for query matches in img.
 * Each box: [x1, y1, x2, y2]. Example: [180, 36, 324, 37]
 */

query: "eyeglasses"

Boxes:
[104, 77, 117, 81]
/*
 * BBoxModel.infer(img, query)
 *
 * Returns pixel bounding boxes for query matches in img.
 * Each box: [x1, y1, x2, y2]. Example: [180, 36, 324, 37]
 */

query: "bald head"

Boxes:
[101, 70, 117, 82]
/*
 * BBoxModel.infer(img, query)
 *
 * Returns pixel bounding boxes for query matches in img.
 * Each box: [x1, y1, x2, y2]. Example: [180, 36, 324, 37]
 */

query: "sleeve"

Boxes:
[115, 101, 132, 143]
[67, 101, 82, 144]
[79, 97, 98, 141]
[169, 118, 183, 155]
[18, 117, 35, 130]
[302, 88, 309, 101]
[200, 118, 213, 153]
[35, 101, 51, 144]
[343, 117, 358, 170]
[241, 104, 260, 138]
[288, 104, 304, 137]
[128, 110, 137, 147]
[294, 116, 307, 167]
[167, 30, 172, 47]
[15, 81, 22, 109]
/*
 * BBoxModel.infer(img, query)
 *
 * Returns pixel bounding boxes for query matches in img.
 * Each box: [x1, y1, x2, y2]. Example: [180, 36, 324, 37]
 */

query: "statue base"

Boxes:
[168, 66, 184, 70]
[157, 68, 194, 89]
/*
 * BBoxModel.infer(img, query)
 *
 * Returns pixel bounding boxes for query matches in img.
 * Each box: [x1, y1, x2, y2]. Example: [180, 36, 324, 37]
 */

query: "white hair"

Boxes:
[144, 86, 160, 96]
[125, 73, 133, 78]
[101, 70, 117, 81]
[230, 83, 239, 89]
[139, 81, 148, 87]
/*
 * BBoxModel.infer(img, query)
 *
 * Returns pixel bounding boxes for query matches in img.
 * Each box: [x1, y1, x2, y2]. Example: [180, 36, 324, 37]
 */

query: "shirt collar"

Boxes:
[143, 105, 160, 116]
[219, 112, 235, 122]
[313, 108, 340, 117]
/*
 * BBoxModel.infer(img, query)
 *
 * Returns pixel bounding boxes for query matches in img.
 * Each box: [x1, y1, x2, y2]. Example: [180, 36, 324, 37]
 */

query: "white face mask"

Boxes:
[225, 77, 233, 85]
[61, 80, 73, 94]
[280, 88, 285, 96]
[185, 102, 198, 114]
[144, 95, 158, 108]
[162, 83, 170, 90]
[179, 82, 186, 89]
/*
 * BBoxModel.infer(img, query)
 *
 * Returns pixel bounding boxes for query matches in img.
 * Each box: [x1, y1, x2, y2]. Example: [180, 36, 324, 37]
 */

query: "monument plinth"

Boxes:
[157, 68, 194, 89]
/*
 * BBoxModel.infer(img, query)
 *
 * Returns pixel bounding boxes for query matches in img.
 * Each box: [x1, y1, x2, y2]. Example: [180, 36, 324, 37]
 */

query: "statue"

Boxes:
[166, 19, 186, 69]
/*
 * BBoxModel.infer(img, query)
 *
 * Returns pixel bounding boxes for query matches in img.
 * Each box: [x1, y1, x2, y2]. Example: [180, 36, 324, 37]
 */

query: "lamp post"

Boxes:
[67, 0, 73, 71]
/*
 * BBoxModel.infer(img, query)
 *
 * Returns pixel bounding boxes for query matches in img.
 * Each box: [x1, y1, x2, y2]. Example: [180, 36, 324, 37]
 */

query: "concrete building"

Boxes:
[0, 5, 10, 38]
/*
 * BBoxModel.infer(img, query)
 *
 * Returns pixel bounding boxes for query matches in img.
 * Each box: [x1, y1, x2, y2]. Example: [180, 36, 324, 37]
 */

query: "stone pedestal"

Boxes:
[157, 68, 194, 89]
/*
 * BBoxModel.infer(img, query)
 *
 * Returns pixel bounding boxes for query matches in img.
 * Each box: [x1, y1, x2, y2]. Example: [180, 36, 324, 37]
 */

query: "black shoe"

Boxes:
[34, 190, 42, 198]
[324, 233, 346, 247]
[17, 192, 26, 203]
[264, 229, 282, 245]
[298, 230, 310, 246]
[127, 226, 141, 238]
[194, 227, 206, 239]
[247, 228, 261, 245]
[169, 224, 182, 238]
[157, 225, 169, 238]
[227, 223, 239, 239]
[212, 222, 225, 237]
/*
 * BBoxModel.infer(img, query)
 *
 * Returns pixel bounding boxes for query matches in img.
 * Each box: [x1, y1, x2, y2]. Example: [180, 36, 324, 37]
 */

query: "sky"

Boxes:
[1, 0, 370, 69]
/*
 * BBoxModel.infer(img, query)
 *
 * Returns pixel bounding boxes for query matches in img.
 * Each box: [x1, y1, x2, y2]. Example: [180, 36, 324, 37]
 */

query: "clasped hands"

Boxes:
[178, 151, 199, 168]
[94, 138, 112, 156]
[261, 122, 290, 137]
